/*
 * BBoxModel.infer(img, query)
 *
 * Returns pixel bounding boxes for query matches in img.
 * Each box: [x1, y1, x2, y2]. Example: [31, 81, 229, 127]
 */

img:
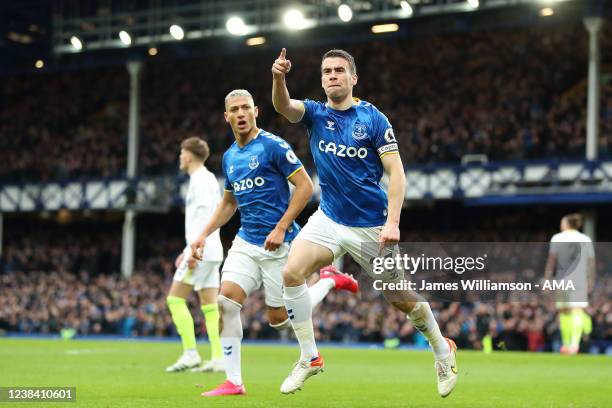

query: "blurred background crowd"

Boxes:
[2, 21, 612, 183]
[1, 8, 611, 355]
[1, 211, 610, 354]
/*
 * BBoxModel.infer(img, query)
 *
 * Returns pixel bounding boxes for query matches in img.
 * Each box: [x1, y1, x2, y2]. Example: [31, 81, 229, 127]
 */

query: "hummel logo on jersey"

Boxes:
[229, 165, 234, 174]
[325, 121, 336, 131]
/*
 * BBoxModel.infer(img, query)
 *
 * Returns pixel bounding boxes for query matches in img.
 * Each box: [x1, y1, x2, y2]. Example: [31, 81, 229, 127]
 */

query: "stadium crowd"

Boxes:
[2, 219, 610, 354]
[2, 20, 612, 183]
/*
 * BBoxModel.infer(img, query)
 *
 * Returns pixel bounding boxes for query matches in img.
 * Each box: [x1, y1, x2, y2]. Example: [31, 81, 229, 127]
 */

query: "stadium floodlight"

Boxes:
[540, 7, 554, 16]
[246, 36, 266, 46]
[226, 17, 247, 36]
[467, 0, 479, 9]
[371, 23, 399, 34]
[283, 9, 306, 30]
[400, 1, 413, 17]
[169, 24, 184, 40]
[34, 59, 44, 69]
[70, 35, 83, 51]
[148, 47, 158, 56]
[338, 5, 353, 22]
[119, 30, 132, 45]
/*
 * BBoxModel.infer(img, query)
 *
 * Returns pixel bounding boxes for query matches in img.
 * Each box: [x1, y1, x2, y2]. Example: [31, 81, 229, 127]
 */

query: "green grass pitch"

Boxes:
[0, 338, 609, 407]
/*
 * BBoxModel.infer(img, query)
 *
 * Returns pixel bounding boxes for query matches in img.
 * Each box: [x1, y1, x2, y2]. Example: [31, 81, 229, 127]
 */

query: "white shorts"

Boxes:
[555, 275, 588, 309]
[296, 209, 403, 282]
[221, 236, 289, 308]
[173, 246, 221, 290]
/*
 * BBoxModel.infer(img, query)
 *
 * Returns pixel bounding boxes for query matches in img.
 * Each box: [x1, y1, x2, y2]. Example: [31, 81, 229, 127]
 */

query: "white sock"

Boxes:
[219, 295, 243, 385]
[283, 284, 318, 361]
[407, 302, 450, 360]
[221, 337, 242, 385]
[309, 278, 335, 309]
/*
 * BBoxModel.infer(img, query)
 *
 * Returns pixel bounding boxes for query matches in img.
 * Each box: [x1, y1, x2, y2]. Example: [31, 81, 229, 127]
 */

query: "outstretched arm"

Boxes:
[271, 48, 306, 123]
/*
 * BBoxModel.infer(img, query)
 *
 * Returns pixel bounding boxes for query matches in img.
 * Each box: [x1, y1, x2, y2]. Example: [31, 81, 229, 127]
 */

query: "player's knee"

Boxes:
[268, 312, 291, 330]
[217, 295, 242, 338]
[282, 263, 305, 285]
[218, 294, 242, 316]
[266, 307, 289, 326]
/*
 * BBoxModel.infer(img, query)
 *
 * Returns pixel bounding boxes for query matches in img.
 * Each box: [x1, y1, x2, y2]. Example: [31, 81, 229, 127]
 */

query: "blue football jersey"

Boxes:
[301, 99, 398, 227]
[223, 130, 304, 246]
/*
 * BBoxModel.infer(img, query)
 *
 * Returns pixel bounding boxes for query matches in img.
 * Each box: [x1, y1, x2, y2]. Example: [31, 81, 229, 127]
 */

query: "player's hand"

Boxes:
[186, 253, 197, 270]
[271, 48, 292, 79]
[174, 252, 184, 269]
[379, 222, 400, 254]
[190, 236, 206, 261]
[264, 226, 286, 251]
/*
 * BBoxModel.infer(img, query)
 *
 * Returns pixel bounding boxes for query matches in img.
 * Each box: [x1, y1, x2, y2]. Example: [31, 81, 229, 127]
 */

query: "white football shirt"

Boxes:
[185, 166, 223, 261]
[549, 229, 594, 290]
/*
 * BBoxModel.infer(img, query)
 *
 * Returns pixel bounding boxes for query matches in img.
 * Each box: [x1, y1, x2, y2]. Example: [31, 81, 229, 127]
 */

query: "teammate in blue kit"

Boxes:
[191, 89, 358, 397]
[272, 49, 458, 397]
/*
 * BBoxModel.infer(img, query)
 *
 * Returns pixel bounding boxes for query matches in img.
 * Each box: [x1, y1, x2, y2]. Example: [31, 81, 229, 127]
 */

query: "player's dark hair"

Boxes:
[181, 137, 210, 163]
[321, 49, 357, 74]
[563, 213, 583, 230]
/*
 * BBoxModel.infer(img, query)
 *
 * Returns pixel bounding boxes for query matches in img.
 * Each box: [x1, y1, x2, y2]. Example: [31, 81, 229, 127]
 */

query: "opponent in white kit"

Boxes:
[191, 89, 358, 396]
[166, 137, 224, 373]
[545, 213, 595, 355]
[272, 48, 458, 397]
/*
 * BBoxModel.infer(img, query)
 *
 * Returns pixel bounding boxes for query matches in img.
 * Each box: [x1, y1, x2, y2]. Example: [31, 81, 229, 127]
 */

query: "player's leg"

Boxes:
[202, 281, 248, 396]
[283, 239, 333, 355]
[341, 224, 456, 397]
[382, 290, 456, 396]
[166, 248, 202, 372]
[558, 306, 572, 353]
[569, 307, 587, 354]
[384, 292, 451, 360]
[262, 242, 355, 332]
[202, 239, 259, 396]
[280, 238, 335, 394]
[310, 265, 359, 307]
[193, 261, 223, 371]
[166, 280, 201, 372]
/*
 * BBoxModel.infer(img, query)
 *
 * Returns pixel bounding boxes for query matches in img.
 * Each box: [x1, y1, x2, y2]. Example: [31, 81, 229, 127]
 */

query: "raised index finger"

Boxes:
[279, 48, 287, 60]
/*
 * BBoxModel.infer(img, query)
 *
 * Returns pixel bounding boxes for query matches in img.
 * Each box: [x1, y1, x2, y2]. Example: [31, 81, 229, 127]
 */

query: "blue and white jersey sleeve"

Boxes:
[371, 109, 399, 159]
[269, 136, 304, 179]
[222, 155, 233, 192]
[300, 99, 319, 129]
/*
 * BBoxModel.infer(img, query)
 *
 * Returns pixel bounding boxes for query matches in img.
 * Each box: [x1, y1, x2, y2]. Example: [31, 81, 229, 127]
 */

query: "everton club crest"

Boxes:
[248, 155, 259, 170]
[352, 122, 368, 140]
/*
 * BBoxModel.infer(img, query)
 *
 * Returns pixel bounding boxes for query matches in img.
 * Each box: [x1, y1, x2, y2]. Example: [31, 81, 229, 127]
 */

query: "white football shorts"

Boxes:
[221, 236, 289, 308]
[173, 246, 221, 290]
